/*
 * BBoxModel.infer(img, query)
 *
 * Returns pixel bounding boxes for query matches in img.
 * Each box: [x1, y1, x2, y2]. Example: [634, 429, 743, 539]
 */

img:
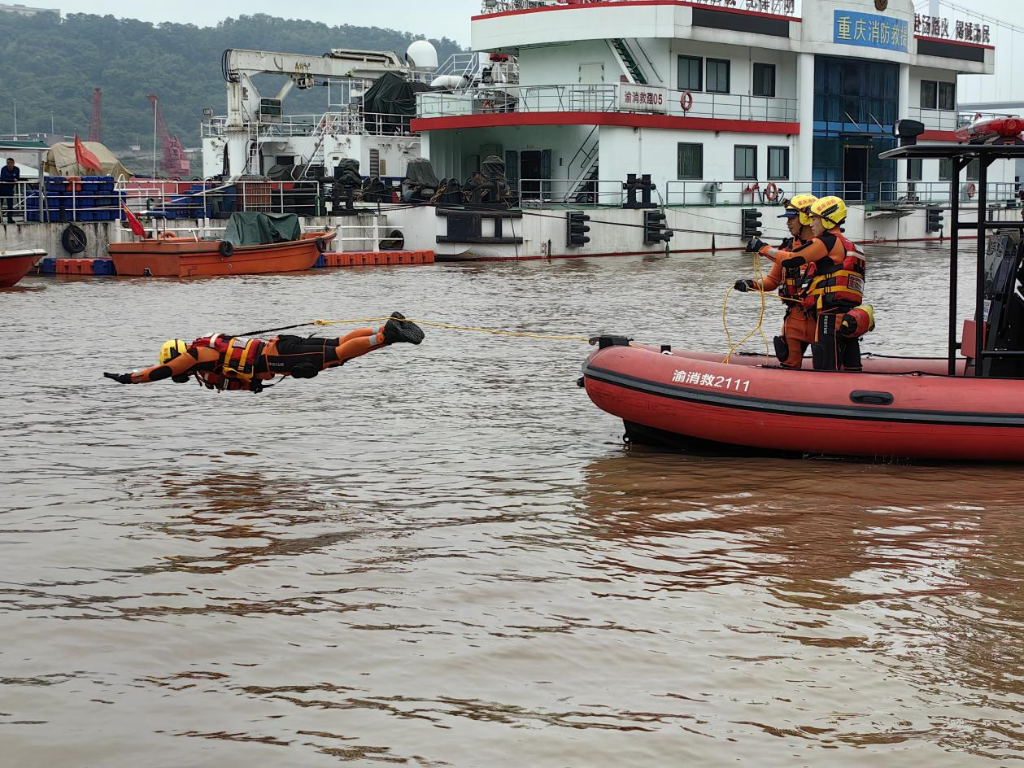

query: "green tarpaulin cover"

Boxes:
[222, 212, 302, 246]
[362, 73, 434, 134]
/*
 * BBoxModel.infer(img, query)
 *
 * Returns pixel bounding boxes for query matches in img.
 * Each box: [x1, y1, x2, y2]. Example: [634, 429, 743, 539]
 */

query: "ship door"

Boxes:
[519, 150, 551, 201]
[579, 63, 605, 84]
[843, 145, 869, 202]
[521, 150, 543, 200]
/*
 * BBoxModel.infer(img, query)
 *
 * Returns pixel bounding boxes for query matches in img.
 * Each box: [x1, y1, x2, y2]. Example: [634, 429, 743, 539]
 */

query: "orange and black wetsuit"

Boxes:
[765, 232, 865, 372]
[753, 238, 816, 369]
[121, 326, 396, 392]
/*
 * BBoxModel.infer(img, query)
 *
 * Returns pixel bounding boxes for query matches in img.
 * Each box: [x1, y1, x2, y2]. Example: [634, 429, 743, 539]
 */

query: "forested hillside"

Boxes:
[0, 12, 462, 150]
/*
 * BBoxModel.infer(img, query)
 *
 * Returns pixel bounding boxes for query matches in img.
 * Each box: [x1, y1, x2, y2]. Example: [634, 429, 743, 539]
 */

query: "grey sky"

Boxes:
[56, 0, 481, 44]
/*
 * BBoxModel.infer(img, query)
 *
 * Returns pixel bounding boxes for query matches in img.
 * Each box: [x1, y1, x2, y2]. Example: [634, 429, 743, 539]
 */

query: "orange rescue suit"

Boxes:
[755, 238, 816, 369]
[763, 232, 866, 371]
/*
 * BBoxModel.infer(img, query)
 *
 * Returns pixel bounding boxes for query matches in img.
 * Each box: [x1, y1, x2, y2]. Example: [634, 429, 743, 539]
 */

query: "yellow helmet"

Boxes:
[159, 339, 188, 365]
[789, 193, 818, 227]
[810, 196, 848, 230]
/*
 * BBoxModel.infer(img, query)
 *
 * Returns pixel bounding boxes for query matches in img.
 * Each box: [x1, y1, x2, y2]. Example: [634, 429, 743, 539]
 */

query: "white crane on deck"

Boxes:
[218, 48, 412, 178]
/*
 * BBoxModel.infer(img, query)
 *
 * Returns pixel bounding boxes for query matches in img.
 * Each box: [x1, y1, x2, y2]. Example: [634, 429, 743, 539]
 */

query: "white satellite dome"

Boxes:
[406, 40, 439, 70]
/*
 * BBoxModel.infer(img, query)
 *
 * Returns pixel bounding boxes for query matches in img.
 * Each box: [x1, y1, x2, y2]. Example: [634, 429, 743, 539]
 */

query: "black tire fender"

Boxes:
[315, 236, 328, 254]
[219, 240, 234, 257]
[62, 224, 87, 255]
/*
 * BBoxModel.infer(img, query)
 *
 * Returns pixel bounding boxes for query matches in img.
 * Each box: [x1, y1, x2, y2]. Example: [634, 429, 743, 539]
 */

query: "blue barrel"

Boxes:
[91, 259, 116, 275]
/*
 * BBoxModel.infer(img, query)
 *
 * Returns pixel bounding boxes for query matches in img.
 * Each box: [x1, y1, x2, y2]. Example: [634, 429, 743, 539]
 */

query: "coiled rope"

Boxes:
[721, 249, 803, 364]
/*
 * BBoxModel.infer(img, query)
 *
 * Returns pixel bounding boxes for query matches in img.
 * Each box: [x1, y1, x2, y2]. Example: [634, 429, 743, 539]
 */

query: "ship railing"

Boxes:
[434, 52, 482, 79]
[201, 111, 418, 139]
[417, 83, 797, 122]
[99, 179, 400, 221]
[478, 0, 558, 14]
[878, 181, 1020, 206]
[663, 180, 869, 206]
[516, 178, 625, 206]
[3, 180, 38, 222]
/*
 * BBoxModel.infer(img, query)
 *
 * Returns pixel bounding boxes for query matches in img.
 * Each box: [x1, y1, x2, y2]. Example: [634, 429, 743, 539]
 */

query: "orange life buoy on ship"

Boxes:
[158, 231, 178, 240]
[968, 182, 978, 198]
[680, 91, 694, 113]
[764, 182, 780, 202]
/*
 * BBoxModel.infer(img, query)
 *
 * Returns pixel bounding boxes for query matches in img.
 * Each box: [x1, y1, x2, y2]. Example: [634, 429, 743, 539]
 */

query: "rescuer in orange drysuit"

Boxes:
[735, 194, 819, 369]
[103, 313, 424, 392]
[756, 197, 867, 372]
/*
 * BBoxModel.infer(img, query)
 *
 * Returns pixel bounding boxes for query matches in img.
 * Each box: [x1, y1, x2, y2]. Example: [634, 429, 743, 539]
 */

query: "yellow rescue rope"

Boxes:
[722, 250, 780, 364]
[312, 318, 591, 343]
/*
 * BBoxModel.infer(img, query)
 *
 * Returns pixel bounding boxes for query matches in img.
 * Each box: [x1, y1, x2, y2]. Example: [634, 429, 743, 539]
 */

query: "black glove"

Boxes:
[104, 372, 133, 384]
[744, 237, 767, 253]
[734, 279, 754, 293]
[781, 256, 805, 270]
[780, 237, 794, 250]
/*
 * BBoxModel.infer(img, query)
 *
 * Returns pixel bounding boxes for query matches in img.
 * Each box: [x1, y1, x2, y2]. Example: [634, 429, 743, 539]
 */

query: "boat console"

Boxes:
[883, 119, 1024, 379]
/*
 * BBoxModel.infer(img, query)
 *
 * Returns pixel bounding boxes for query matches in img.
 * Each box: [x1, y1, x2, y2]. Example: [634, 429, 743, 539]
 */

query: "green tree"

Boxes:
[0, 11, 462, 154]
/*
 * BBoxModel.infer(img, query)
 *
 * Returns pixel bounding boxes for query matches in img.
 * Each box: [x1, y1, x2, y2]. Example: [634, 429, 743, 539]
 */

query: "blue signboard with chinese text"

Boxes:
[834, 10, 909, 52]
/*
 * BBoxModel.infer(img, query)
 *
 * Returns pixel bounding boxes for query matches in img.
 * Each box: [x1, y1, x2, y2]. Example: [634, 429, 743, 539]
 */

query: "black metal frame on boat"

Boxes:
[881, 134, 1024, 378]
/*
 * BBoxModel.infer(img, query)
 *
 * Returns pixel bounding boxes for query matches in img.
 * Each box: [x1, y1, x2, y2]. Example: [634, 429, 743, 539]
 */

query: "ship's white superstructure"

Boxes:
[184, 0, 1019, 262]
[396, 0, 1017, 258]
[201, 45, 437, 181]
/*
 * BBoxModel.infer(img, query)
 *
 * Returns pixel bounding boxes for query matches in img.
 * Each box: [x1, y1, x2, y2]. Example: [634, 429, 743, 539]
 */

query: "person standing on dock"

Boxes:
[0, 158, 21, 224]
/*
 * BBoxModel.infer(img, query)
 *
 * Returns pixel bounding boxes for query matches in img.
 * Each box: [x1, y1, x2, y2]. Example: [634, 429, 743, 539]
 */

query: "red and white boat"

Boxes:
[0, 249, 45, 288]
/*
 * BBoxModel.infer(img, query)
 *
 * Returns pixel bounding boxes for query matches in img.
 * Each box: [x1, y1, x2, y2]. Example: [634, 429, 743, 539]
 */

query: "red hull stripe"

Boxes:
[585, 365, 1024, 427]
[472, 1, 801, 24]
[412, 112, 800, 135]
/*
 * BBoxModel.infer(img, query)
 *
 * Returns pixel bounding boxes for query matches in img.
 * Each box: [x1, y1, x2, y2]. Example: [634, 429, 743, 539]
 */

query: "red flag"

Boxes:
[74, 134, 102, 174]
[121, 201, 146, 237]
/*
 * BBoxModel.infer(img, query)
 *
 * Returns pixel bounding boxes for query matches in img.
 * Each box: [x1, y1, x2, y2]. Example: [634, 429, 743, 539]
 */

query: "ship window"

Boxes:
[707, 59, 730, 94]
[939, 158, 953, 181]
[678, 55, 703, 91]
[920, 80, 938, 109]
[768, 146, 789, 180]
[677, 143, 703, 179]
[938, 82, 956, 111]
[734, 145, 757, 180]
[908, 158, 923, 182]
[967, 158, 980, 181]
[753, 63, 776, 98]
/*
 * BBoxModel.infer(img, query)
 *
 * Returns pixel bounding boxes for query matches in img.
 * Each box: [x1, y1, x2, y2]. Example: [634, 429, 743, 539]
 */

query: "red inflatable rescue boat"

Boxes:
[582, 341, 1022, 462]
[582, 130, 1024, 463]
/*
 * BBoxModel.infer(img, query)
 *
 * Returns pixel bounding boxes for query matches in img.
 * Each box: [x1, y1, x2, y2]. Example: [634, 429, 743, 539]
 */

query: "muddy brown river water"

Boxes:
[1, 245, 1022, 766]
